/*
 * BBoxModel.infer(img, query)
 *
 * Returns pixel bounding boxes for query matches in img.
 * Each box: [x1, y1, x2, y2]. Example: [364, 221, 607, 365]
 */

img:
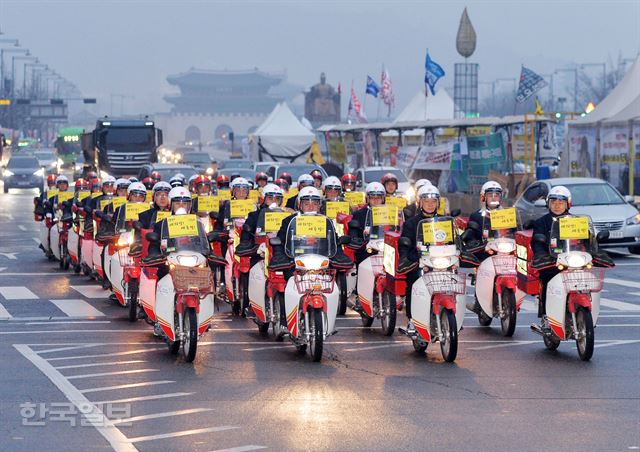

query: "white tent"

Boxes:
[394, 88, 455, 123]
[602, 93, 640, 124]
[252, 102, 315, 161]
[574, 56, 640, 125]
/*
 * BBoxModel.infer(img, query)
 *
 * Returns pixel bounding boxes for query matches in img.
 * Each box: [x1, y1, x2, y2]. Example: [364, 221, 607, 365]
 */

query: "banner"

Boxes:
[412, 142, 454, 170]
[466, 133, 506, 175]
[327, 139, 347, 163]
[568, 127, 596, 177]
[395, 146, 420, 169]
[600, 126, 628, 192]
[538, 122, 559, 161]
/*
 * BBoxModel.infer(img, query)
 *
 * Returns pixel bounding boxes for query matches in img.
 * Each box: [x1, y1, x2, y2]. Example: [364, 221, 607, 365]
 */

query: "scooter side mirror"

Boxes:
[338, 235, 351, 246]
[399, 237, 412, 247]
[532, 233, 546, 244]
[523, 220, 535, 230]
[596, 230, 609, 242]
[146, 232, 160, 242]
[269, 237, 282, 247]
[450, 208, 461, 217]
[347, 219, 361, 230]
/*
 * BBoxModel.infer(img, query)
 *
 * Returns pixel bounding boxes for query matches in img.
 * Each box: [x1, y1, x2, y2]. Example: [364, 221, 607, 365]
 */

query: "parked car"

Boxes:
[254, 162, 274, 175]
[137, 163, 198, 183]
[514, 177, 640, 254]
[219, 159, 253, 170]
[182, 152, 214, 174]
[354, 166, 414, 202]
[2, 155, 44, 193]
[217, 168, 256, 184]
[271, 163, 328, 187]
[33, 149, 58, 175]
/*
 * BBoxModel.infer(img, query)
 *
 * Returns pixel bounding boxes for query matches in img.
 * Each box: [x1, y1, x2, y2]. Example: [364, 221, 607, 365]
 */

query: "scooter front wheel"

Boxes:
[380, 289, 396, 337]
[183, 307, 198, 362]
[500, 288, 517, 337]
[309, 308, 324, 362]
[575, 308, 594, 361]
[272, 293, 285, 342]
[440, 308, 458, 363]
[337, 272, 347, 316]
[127, 279, 139, 322]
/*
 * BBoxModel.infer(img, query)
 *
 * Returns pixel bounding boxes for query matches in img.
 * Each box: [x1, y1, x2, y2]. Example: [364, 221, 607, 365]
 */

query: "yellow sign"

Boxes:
[559, 217, 590, 240]
[249, 190, 261, 202]
[77, 191, 90, 201]
[197, 195, 218, 213]
[91, 192, 102, 199]
[125, 203, 150, 221]
[372, 205, 399, 226]
[264, 211, 290, 232]
[386, 196, 407, 208]
[167, 214, 198, 238]
[0, 99, 11, 106]
[100, 199, 112, 210]
[421, 220, 454, 244]
[111, 196, 126, 210]
[490, 207, 517, 230]
[145, 192, 153, 203]
[284, 187, 298, 202]
[344, 191, 365, 206]
[296, 215, 327, 238]
[57, 191, 74, 203]
[437, 198, 446, 215]
[230, 199, 255, 218]
[155, 211, 171, 222]
[47, 189, 58, 199]
[325, 201, 350, 219]
[217, 189, 231, 201]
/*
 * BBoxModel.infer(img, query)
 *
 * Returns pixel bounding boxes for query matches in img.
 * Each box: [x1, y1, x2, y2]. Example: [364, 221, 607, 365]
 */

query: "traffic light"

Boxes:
[555, 112, 562, 119]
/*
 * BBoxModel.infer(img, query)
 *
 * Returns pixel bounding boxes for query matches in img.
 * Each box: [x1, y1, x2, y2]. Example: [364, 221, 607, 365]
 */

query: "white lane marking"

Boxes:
[0, 286, 37, 299]
[95, 392, 194, 405]
[212, 446, 267, 452]
[242, 345, 291, 351]
[631, 292, 640, 297]
[112, 408, 213, 425]
[70, 285, 108, 299]
[0, 302, 11, 319]
[66, 369, 159, 380]
[0, 267, 6, 272]
[26, 321, 111, 325]
[18, 225, 26, 231]
[32, 238, 40, 244]
[49, 299, 105, 317]
[594, 340, 640, 349]
[461, 324, 640, 328]
[467, 341, 538, 351]
[37, 344, 104, 354]
[127, 426, 239, 444]
[80, 380, 175, 394]
[46, 348, 164, 361]
[13, 344, 136, 452]
[605, 278, 640, 290]
[0, 272, 62, 276]
[0, 252, 17, 260]
[55, 360, 146, 370]
[600, 298, 640, 312]
[343, 343, 408, 352]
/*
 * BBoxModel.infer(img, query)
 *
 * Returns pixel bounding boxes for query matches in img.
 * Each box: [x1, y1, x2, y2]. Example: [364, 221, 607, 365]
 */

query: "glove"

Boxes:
[463, 239, 484, 253]
[592, 251, 615, 268]
[397, 257, 418, 275]
[236, 241, 258, 257]
[347, 237, 365, 250]
[207, 253, 227, 266]
[331, 252, 353, 270]
[269, 252, 294, 271]
[459, 251, 480, 268]
[532, 253, 556, 270]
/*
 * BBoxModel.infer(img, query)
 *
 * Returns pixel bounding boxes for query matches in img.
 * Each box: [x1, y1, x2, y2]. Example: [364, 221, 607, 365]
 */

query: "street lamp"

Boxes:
[580, 63, 607, 101]
[0, 38, 19, 46]
[24, 62, 47, 98]
[554, 68, 578, 112]
[11, 55, 37, 98]
[0, 47, 28, 94]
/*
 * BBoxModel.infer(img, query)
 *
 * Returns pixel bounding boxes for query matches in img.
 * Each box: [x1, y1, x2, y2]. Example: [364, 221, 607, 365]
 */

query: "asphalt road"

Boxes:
[0, 189, 639, 452]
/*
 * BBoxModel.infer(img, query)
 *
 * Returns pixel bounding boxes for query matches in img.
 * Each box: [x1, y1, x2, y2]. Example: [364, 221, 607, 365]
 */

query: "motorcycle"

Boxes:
[148, 214, 215, 362]
[223, 200, 255, 315]
[470, 207, 526, 336]
[353, 205, 403, 336]
[399, 216, 466, 362]
[529, 214, 608, 361]
[246, 208, 290, 336]
[275, 213, 343, 362]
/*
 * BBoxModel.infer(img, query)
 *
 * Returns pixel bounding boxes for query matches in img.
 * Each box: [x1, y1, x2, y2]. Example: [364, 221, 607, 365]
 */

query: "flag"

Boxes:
[516, 66, 548, 103]
[365, 75, 379, 98]
[380, 68, 395, 115]
[534, 98, 544, 115]
[350, 87, 367, 122]
[424, 51, 445, 96]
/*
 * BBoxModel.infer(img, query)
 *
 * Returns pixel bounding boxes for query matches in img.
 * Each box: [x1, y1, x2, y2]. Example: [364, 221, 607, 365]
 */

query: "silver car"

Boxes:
[514, 177, 640, 254]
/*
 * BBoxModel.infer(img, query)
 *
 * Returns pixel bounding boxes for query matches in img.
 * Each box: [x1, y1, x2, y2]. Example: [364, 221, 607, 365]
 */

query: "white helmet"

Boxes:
[547, 185, 572, 209]
[481, 181, 503, 208]
[169, 175, 183, 188]
[418, 185, 440, 199]
[322, 176, 342, 191]
[365, 182, 385, 196]
[415, 179, 432, 191]
[188, 174, 198, 183]
[115, 178, 130, 190]
[152, 181, 172, 194]
[229, 177, 250, 189]
[261, 183, 284, 199]
[102, 175, 116, 185]
[127, 182, 147, 197]
[169, 186, 192, 215]
[56, 175, 69, 184]
[297, 174, 314, 188]
[298, 186, 322, 209]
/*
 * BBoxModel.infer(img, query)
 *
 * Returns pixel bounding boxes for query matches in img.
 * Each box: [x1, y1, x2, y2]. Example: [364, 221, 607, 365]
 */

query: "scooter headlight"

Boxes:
[431, 256, 453, 269]
[176, 254, 199, 267]
[566, 252, 588, 269]
[496, 241, 516, 254]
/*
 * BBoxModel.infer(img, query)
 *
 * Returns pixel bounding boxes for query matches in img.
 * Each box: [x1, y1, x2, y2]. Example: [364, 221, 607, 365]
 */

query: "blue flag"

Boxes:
[424, 51, 445, 96]
[516, 66, 548, 103]
[365, 75, 379, 98]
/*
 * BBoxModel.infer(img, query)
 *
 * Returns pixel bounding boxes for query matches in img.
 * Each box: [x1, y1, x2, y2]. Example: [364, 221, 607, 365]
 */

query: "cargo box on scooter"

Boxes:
[515, 230, 540, 295]
[383, 231, 407, 296]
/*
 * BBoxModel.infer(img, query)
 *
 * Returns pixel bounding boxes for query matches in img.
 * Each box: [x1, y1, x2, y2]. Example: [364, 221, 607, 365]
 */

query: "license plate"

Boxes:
[609, 230, 623, 239]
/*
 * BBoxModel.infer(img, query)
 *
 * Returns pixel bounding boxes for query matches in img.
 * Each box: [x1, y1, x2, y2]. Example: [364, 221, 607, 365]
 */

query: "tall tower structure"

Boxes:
[453, 7, 479, 118]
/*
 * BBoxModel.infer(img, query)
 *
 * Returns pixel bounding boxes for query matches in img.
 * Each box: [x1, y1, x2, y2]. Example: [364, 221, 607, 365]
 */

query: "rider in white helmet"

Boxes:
[405, 179, 433, 218]
[285, 174, 315, 210]
[347, 182, 387, 265]
[139, 181, 172, 229]
[463, 181, 505, 252]
[322, 176, 343, 202]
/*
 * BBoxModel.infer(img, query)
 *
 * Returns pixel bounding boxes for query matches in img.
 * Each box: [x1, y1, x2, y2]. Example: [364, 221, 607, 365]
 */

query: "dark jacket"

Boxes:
[399, 210, 439, 263]
[240, 205, 265, 244]
[139, 206, 170, 230]
[285, 195, 297, 210]
[532, 212, 556, 256]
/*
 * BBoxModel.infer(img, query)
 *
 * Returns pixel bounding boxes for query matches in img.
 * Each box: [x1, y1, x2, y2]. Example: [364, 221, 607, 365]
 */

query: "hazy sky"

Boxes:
[2, 0, 638, 118]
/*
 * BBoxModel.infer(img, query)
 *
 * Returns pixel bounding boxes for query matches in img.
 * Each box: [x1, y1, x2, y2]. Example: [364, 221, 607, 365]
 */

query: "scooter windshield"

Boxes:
[256, 207, 289, 236]
[160, 214, 210, 255]
[365, 205, 402, 240]
[548, 214, 595, 255]
[416, 216, 457, 248]
[483, 207, 521, 240]
[285, 213, 337, 258]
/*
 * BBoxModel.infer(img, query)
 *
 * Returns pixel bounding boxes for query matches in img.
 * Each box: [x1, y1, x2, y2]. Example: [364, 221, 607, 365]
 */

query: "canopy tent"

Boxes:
[573, 56, 640, 125]
[394, 88, 455, 123]
[602, 93, 640, 125]
[252, 102, 315, 162]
